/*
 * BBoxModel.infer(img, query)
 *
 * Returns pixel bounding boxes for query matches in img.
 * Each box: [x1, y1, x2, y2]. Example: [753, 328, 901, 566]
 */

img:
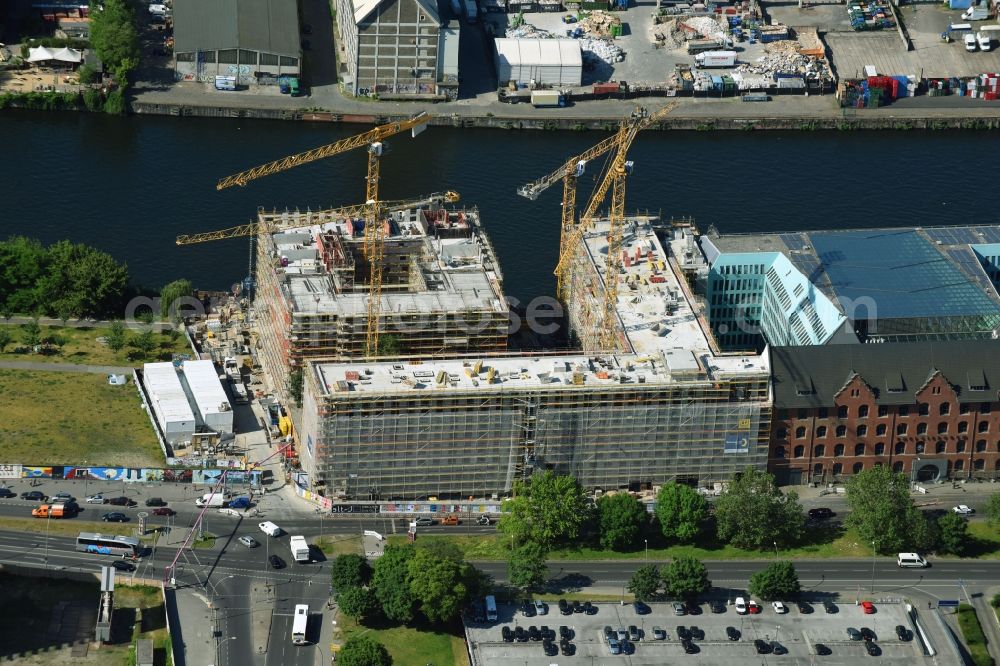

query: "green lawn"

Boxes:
[336, 615, 468, 666]
[0, 323, 191, 366]
[958, 603, 995, 666]
[315, 535, 363, 557]
[0, 515, 153, 541]
[0, 369, 164, 466]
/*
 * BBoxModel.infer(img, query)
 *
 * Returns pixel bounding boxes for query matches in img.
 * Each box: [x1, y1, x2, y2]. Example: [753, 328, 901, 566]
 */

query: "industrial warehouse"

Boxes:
[140, 359, 234, 455]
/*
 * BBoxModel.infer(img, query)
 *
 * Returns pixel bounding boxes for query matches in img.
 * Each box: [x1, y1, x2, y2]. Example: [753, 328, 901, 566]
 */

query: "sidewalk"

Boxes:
[168, 587, 218, 666]
[0, 359, 132, 375]
[973, 588, 1000, 665]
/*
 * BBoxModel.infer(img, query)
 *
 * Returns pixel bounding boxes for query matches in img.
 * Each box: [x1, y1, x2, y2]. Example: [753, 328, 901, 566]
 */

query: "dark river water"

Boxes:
[1, 111, 992, 302]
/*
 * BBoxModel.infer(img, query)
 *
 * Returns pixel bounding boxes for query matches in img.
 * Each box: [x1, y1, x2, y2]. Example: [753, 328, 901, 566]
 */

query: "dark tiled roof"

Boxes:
[174, 0, 300, 56]
[770, 340, 1000, 408]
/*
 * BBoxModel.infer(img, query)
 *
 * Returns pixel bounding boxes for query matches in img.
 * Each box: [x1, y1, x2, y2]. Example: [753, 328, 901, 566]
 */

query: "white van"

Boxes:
[258, 521, 282, 537]
[897, 552, 928, 568]
[965, 33, 978, 51]
[485, 595, 498, 622]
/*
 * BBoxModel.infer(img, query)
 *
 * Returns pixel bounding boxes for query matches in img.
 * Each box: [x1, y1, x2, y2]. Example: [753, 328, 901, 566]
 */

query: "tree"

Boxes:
[937, 512, 968, 555]
[371, 545, 416, 624]
[597, 492, 647, 550]
[88, 0, 139, 69]
[986, 492, 1000, 527]
[0, 329, 11, 352]
[407, 547, 474, 623]
[498, 471, 591, 546]
[663, 556, 710, 602]
[845, 465, 915, 554]
[289, 369, 304, 406]
[377, 333, 401, 356]
[909, 507, 940, 553]
[748, 561, 800, 601]
[103, 89, 126, 115]
[627, 564, 661, 602]
[106, 321, 127, 353]
[715, 468, 804, 550]
[82, 88, 103, 112]
[46, 333, 67, 353]
[654, 483, 709, 544]
[21, 320, 41, 349]
[331, 554, 371, 592]
[337, 635, 391, 666]
[507, 540, 548, 591]
[160, 279, 193, 321]
[131, 330, 158, 359]
[337, 586, 380, 622]
[78, 64, 99, 84]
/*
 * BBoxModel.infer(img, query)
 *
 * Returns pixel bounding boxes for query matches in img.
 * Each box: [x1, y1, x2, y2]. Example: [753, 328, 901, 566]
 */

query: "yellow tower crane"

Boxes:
[174, 192, 459, 246]
[213, 112, 432, 358]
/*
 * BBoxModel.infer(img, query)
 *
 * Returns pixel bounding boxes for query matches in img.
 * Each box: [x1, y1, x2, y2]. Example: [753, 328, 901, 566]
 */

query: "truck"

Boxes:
[195, 493, 230, 508]
[464, 0, 477, 24]
[978, 30, 993, 49]
[687, 38, 726, 55]
[962, 5, 989, 21]
[32, 502, 75, 518]
[231, 378, 249, 404]
[694, 50, 737, 68]
[289, 535, 310, 563]
[258, 521, 283, 537]
[530, 90, 565, 108]
[978, 24, 1000, 47]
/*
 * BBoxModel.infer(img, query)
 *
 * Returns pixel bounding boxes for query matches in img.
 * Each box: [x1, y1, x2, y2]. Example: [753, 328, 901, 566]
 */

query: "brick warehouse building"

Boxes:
[769, 340, 1000, 485]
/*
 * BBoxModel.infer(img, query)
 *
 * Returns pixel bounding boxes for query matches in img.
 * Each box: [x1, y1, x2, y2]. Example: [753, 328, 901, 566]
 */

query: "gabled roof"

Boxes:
[770, 340, 1000, 408]
[351, 0, 440, 26]
[173, 0, 300, 56]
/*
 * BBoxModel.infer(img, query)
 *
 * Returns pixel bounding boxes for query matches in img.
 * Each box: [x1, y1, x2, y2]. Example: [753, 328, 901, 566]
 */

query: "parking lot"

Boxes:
[467, 598, 937, 665]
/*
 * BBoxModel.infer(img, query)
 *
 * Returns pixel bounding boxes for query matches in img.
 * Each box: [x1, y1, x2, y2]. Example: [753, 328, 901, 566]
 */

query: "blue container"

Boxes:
[949, 0, 972, 8]
[711, 75, 723, 90]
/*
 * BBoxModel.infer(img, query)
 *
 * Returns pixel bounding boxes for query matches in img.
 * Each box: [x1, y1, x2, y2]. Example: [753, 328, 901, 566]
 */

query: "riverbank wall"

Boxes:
[128, 101, 1000, 131]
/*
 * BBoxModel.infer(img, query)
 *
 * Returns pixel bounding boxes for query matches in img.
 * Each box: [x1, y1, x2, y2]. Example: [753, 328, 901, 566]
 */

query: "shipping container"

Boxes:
[530, 89, 565, 107]
[687, 38, 726, 54]
[695, 50, 737, 67]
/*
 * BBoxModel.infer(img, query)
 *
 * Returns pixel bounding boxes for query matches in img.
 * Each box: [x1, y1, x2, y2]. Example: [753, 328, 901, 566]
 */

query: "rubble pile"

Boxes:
[578, 10, 622, 38]
[649, 19, 686, 49]
[506, 23, 553, 39]
[505, 21, 625, 64]
[679, 16, 727, 40]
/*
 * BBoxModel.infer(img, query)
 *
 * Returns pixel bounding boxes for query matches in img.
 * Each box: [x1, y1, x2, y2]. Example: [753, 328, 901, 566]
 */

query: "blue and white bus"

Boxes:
[76, 532, 141, 558]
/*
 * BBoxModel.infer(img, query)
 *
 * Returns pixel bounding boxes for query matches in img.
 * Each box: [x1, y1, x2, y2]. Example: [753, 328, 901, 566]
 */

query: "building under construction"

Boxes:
[253, 201, 509, 398]
[298, 218, 772, 500]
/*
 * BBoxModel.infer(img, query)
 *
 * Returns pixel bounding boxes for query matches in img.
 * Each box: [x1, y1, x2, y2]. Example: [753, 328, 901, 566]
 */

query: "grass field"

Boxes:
[0, 515, 142, 540]
[0, 323, 191, 366]
[0, 369, 163, 466]
[958, 603, 995, 666]
[315, 535, 363, 557]
[336, 615, 468, 666]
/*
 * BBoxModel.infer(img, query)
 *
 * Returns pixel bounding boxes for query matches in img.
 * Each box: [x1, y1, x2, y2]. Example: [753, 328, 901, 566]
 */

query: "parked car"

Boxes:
[533, 599, 547, 616]
[145, 498, 166, 507]
[603, 626, 614, 642]
[685, 602, 702, 615]
[772, 601, 787, 614]
[85, 494, 106, 504]
[754, 639, 771, 654]
[676, 625, 689, 640]
[771, 641, 788, 655]
[558, 625, 572, 640]
[748, 600, 762, 614]
[21, 491, 46, 501]
[558, 599, 571, 615]
[268, 555, 285, 569]
[864, 640, 880, 656]
[633, 601, 651, 615]
[797, 601, 813, 614]
[501, 626, 512, 642]
[688, 626, 704, 640]
[815, 643, 832, 655]
[112, 559, 135, 572]
[514, 626, 527, 642]
[953, 504, 975, 515]
[152, 507, 175, 516]
[607, 637, 621, 655]
[108, 496, 135, 507]
[673, 601, 687, 615]
[477, 515, 492, 525]
[413, 517, 434, 526]
[726, 626, 741, 641]
[861, 601, 876, 614]
[0, 488, 14, 499]
[539, 625, 553, 641]
[709, 600, 726, 614]
[559, 640, 574, 655]
[735, 597, 748, 614]
[571, 601, 584, 614]
[102, 512, 128, 522]
[808, 507, 835, 519]
[583, 601, 596, 615]
[860, 627, 876, 641]
[652, 626, 666, 640]
[847, 627, 862, 641]
[53, 492, 75, 502]
[682, 638, 698, 654]
[238, 535, 258, 548]
[440, 514, 459, 525]
[527, 626, 540, 642]
[895, 624, 910, 641]
[521, 601, 535, 617]
[627, 625, 641, 641]
[542, 640, 557, 656]
[823, 600, 838, 614]
[620, 639, 634, 655]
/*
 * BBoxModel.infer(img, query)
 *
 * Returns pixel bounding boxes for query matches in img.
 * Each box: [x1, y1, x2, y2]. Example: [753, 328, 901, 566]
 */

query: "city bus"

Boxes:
[291, 604, 309, 645]
[76, 533, 141, 558]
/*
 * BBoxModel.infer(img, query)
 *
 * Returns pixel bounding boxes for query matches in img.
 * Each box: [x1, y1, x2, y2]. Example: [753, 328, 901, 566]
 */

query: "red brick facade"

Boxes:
[770, 371, 1000, 485]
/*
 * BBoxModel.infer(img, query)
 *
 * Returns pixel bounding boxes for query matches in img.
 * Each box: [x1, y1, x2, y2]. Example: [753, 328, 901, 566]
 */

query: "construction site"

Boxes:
[173, 106, 774, 500]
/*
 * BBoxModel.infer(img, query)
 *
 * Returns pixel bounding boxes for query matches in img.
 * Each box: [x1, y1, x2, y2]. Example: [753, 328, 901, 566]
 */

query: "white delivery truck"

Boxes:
[290, 535, 310, 562]
[259, 521, 283, 537]
[962, 5, 990, 21]
[978, 25, 1000, 48]
[965, 32, 978, 51]
[195, 493, 229, 507]
[694, 50, 737, 68]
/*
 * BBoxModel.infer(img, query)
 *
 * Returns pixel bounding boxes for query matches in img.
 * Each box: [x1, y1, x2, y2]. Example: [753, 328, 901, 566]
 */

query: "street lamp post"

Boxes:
[644, 539, 648, 564]
[870, 540, 877, 593]
[44, 510, 51, 565]
[772, 541, 778, 558]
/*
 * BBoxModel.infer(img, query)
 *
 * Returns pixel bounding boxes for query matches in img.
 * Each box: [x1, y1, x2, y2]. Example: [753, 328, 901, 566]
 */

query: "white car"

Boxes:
[772, 601, 788, 614]
[735, 596, 748, 614]
[953, 505, 976, 515]
[86, 494, 106, 504]
[533, 599, 548, 615]
[238, 535, 259, 548]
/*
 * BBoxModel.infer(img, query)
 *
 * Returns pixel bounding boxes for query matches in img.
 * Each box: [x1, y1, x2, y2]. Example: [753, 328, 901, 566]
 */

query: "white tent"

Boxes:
[27, 46, 83, 64]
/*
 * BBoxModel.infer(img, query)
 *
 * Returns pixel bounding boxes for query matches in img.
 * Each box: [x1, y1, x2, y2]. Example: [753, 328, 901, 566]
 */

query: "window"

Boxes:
[918, 403, 929, 416]
[937, 422, 948, 435]
[977, 439, 987, 452]
[934, 441, 946, 454]
[859, 405, 870, 418]
[899, 405, 910, 417]
[776, 428, 788, 440]
[957, 440, 967, 453]
[878, 405, 889, 417]
[238, 49, 258, 65]
[816, 426, 828, 438]
[874, 442, 885, 455]
[818, 407, 828, 419]
[961, 403, 971, 415]
[774, 446, 785, 459]
[954, 459, 965, 471]
[979, 421, 990, 433]
[852, 462, 864, 474]
[916, 442, 925, 454]
[959, 422, 969, 433]
[895, 442, 906, 455]
[857, 425, 868, 437]
[795, 426, 807, 439]
[793, 445, 804, 458]
[932, 385, 941, 395]
[976, 458, 986, 471]
[917, 423, 927, 436]
[814, 445, 826, 458]
[217, 49, 238, 64]
[175, 51, 194, 62]
[834, 444, 845, 457]
[260, 52, 279, 66]
[280, 56, 299, 67]
[813, 463, 823, 477]
[850, 388, 859, 397]
[983, 403, 992, 415]
[897, 423, 908, 435]
[832, 462, 843, 475]
[836, 425, 847, 438]
[876, 424, 887, 436]
[893, 461, 904, 472]
[940, 403, 950, 416]
[838, 405, 848, 418]
[797, 409, 808, 419]
[855, 443, 865, 456]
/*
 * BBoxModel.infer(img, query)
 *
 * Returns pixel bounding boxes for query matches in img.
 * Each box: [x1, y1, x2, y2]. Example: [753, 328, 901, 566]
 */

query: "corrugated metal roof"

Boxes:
[494, 38, 582, 68]
[770, 340, 1000, 408]
[143, 362, 196, 423]
[173, 0, 300, 56]
[182, 360, 231, 419]
[351, 0, 439, 26]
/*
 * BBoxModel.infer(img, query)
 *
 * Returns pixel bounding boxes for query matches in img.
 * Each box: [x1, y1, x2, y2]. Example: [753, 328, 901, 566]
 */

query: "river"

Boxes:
[1, 111, 991, 302]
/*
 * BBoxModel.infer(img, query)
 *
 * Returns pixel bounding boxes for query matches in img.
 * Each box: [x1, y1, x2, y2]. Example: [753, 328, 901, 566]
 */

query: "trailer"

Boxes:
[686, 38, 726, 54]
[695, 50, 737, 68]
[530, 89, 565, 107]
[290, 535, 310, 563]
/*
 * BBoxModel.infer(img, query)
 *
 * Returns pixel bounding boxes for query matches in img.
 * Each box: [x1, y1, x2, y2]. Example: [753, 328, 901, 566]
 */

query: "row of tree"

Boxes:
[89, 0, 139, 87]
[627, 559, 801, 603]
[0, 320, 173, 361]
